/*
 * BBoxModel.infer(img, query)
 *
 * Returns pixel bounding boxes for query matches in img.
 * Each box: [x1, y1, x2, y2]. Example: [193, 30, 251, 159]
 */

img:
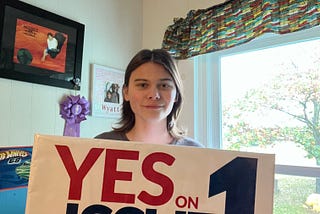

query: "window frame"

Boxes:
[193, 26, 320, 177]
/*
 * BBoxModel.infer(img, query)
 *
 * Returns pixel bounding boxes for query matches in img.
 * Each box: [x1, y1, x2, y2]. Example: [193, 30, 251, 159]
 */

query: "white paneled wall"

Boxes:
[0, 0, 142, 146]
[1, 0, 223, 147]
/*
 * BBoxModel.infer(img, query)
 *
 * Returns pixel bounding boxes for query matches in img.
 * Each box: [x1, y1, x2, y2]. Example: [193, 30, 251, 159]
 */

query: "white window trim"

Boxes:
[194, 26, 320, 177]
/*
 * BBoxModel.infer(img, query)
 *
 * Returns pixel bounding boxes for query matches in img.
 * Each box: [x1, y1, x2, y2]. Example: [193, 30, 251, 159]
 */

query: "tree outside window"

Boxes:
[221, 39, 320, 213]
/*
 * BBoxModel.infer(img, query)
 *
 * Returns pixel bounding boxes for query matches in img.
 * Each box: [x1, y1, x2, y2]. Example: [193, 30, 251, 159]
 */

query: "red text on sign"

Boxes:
[55, 145, 175, 206]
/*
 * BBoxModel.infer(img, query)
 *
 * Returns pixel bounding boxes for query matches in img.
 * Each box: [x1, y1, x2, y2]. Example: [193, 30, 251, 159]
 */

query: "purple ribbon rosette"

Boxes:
[60, 95, 90, 137]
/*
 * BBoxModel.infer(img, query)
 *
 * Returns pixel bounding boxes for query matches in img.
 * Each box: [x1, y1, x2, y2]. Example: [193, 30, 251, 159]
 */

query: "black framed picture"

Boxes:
[0, 0, 85, 90]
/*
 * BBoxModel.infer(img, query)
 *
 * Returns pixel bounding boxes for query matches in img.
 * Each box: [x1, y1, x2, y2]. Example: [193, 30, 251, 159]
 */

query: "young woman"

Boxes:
[95, 49, 203, 147]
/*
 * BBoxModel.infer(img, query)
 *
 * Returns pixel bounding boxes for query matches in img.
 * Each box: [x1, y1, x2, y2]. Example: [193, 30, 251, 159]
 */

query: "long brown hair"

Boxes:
[113, 49, 185, 138]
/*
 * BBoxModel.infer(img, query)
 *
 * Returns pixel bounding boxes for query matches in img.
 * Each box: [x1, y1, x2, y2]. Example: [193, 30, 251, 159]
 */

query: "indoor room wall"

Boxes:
[142, 0, 224, 139]
[0, 0, 142, 146]
[0, 0, 223, 147]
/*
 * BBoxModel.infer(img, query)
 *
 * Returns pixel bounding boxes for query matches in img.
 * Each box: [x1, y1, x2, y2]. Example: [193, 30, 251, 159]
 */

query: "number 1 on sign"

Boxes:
[208, 157, 258, 214]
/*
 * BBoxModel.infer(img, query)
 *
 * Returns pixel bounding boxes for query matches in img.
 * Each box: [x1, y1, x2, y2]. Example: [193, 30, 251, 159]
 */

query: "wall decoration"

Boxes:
[60, 95, 90, 137]
[0, 146, 33, 214]
[91, 64, 124, 118]
[0, 146, 32, 191]
[0, 0, 84, 90]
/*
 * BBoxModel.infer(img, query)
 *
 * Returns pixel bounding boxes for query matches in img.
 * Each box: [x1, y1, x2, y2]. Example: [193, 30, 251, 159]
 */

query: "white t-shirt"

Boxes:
[47, 38, 58, 50]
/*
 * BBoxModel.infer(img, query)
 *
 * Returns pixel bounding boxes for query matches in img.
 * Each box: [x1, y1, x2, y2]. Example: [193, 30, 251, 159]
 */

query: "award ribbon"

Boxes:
[60, 95, 90, 137]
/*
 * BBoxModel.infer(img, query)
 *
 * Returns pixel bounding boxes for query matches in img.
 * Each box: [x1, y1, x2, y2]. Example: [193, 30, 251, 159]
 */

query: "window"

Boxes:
[221, 39, 320, 167]
[193, 26, 320, 213]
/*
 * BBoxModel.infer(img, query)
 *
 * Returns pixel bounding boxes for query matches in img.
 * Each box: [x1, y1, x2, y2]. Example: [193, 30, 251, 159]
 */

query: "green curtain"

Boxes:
[162, 0, 320, 59]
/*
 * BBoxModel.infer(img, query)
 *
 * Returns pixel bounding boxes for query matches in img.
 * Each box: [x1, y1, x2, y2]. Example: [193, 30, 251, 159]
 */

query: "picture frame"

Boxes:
[91, 64, 124, 118]
[0, 0, 85, 90]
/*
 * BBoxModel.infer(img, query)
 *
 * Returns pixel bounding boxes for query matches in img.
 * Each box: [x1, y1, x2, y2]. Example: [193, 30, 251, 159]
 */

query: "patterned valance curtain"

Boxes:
[162, 0, 320, 59]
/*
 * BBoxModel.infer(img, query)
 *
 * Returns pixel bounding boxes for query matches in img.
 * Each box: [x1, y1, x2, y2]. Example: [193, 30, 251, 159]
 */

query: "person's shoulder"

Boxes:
[94, 131, 128, 141]
[174, 137, 204, 148]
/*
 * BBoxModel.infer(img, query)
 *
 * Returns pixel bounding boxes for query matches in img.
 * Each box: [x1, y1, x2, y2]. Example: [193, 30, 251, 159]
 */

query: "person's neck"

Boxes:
[126, 121, 173, 145]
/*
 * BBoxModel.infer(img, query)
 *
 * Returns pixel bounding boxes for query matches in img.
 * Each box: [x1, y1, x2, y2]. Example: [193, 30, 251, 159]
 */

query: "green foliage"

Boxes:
[225, 122, 282, 149]
[274, 176, 317, 214]
[284, 127, 320, 161]
[223, 47, 320, 164]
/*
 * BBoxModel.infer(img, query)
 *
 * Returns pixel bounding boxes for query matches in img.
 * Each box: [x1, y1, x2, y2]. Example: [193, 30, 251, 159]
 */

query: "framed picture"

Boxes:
[91, 64, 124, 118]
[0, 0, 84, 90]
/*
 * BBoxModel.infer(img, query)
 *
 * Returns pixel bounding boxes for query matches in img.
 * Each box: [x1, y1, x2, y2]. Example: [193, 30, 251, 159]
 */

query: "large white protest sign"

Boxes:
[26, 134, 275, 214]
